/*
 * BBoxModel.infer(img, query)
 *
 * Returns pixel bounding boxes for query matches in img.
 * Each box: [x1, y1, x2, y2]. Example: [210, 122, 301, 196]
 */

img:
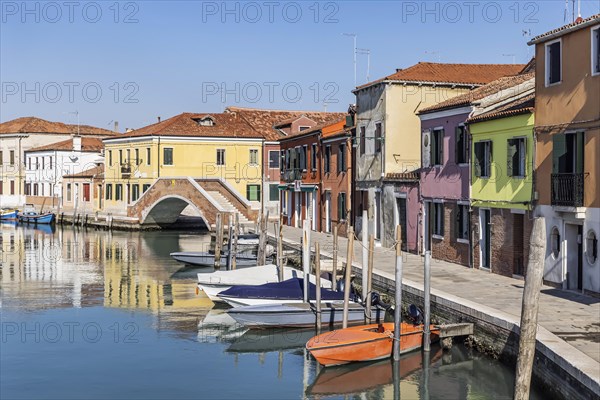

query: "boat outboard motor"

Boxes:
[407, 304, 424, 325]
[370, 292, 393, 312]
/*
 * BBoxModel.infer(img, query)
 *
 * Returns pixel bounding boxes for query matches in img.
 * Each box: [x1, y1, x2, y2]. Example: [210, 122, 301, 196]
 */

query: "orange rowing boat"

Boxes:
[306, 322, 439, 367]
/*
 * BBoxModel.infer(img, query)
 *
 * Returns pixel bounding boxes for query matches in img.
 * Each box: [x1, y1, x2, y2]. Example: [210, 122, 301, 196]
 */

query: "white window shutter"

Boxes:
[422, 130, 431, 168]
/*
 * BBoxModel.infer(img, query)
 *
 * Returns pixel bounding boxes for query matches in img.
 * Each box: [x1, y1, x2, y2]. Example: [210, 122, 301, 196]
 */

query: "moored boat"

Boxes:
[217, 277, 352, 307]
[17, 212, 55, 225]
[197, 264, 332, 302]
[170, 251, 270, 268]
[0, 209, 18, 220]
[227, 302, 382, 328]
[306, 322, 440, 367]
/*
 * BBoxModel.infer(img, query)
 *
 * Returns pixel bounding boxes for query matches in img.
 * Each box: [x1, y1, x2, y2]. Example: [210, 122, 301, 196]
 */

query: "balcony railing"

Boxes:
[551, 173, 584, 207]
[121, 164, 132, 178]
[282, 168, 303, 183]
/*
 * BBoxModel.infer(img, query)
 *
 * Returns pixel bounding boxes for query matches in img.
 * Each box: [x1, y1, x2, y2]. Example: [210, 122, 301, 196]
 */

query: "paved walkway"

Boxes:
[268, 225, 600, 364]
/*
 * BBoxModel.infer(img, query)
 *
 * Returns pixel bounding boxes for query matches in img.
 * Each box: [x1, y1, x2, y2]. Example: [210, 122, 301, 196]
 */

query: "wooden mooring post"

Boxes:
[257, 211, 269, 266]
[302, 220, 311, 303]
[226, 213, 234, 270]
[232, 213, 239, 270]
[314, 242, 322, 332]
[365, 234, 375, 322]
[342, 226, 354, 328]
[393, 225, 403, 361]
[423, 250, 431, 352]
[277, 216, 284, 281]
[332, 225, 338, 291]
[514, 217, 546, 400]
[214, 213, 223, 269]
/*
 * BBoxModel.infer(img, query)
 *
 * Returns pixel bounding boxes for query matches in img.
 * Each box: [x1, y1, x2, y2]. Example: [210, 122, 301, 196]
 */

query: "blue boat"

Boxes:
[18, 212, 55, 225]
[0, 209, 18, 220]
[217, 277, 354, 307]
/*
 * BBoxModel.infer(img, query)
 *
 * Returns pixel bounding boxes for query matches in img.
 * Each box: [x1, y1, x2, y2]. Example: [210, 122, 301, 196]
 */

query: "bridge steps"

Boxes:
[206, 191, 251, 224]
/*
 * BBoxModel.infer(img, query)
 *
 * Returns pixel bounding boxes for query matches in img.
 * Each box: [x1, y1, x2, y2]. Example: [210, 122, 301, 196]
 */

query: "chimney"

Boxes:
[158, 116, 161, 123]
[114, 121, 119, 133]
[73, 136, 82, 152]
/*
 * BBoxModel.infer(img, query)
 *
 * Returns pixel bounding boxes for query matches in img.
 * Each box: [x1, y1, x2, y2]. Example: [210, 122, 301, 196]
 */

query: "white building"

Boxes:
[24, 136, 104, 208]
[0, 117, 117, 208]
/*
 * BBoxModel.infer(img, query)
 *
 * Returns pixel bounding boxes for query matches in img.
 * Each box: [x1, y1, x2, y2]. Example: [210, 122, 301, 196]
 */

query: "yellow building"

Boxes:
[102, 113, 265, 214]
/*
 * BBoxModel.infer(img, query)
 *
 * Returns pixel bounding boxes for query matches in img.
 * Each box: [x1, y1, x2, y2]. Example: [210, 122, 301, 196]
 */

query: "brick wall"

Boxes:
[431, 202, 470, 266]
[472, 207, 533, 277]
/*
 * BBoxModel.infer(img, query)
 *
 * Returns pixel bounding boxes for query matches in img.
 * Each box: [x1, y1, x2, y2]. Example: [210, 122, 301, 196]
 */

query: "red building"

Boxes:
[279, 115, 354, 236]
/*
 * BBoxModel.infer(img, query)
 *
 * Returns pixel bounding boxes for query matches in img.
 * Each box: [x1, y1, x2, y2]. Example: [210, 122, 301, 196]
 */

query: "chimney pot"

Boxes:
[158, 116, 161, 123]
[72, 136, 82, 152]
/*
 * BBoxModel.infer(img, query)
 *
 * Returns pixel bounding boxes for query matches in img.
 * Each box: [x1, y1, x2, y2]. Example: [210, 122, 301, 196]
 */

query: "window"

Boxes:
[456, 125, 468, 164]
[299, 126, 310, 131]
[507, 138, 526, 177]
[324, 146, 331, 173]
[431, 128, 444, 166]
[338, 143, 347, 172]
[28, 157, 31, 170]
[49, 156, 52, 169]
[269, 184, 279, 201]
[163, 148, 173, 166]
[246, 184, 260, 201]
[33, 183, 38, 196]
[66, 184, 72, 202]
[300, 145, 308, 171]
[83, 183, 90, 202]
[216, 149, 225, 166]
[0, 181, 3, 195]
[131, 185, 140, 202]
[41, 183, 44, 196]
[0, 151, 2, 164]
[360, 126, 366, 156]
[9, 150, 14, 165]
[374, 123, 382, 153]
[24, 183, 29, 195]
[456, 204, 469, 241]
[105, 184, 113, 200]
[41, 157, 44, 169]
[432, 202, 444, 237]
[142, 184, 151, 193]
[269, 150, 279, 169]
[249, 149, 258, 165]
[10, 180, 14, 195]
[126, 149, 131, 165]
[593, 27, 600, 75]
[338, 192, 347, 221]
[108, 150, 113, 166]
[551, 227, 560, 258]
[311, 144, 317, 171]
[135, 149, 140, 165]
[474, 141, 492, 178]
[146, 148, 151, 166]
[545, 39, 562, 85]
[119, 149, 123, 165]
[115, 184, 123, 201]
[587, 230, 598, 264]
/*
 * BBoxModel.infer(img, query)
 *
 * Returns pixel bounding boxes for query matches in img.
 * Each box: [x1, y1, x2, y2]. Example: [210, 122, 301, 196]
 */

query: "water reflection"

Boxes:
[0, 224, 548, 400]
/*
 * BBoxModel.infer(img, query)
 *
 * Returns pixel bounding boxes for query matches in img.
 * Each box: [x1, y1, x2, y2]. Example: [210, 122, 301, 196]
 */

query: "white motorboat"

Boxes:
[197, 265, 333, 302]
[170, 251, 271, 267]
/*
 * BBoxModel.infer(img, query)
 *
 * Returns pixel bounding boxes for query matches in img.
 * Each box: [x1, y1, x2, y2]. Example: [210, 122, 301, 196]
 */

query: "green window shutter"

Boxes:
[474, 142, 483, 177]
[507, 139, 517, 177]
[552, 134, 567, 173]
[576, 131, 584, 174]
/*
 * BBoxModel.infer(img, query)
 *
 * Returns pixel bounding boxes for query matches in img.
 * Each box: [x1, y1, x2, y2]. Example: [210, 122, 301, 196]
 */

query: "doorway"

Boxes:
[324, 192, 331, 233]
[480, 209, 491, 269]
[294, 192, 301, 228]
[565, 223, 583, 291]
[513, 213, 525, 276]
[396, 196, 408, 251]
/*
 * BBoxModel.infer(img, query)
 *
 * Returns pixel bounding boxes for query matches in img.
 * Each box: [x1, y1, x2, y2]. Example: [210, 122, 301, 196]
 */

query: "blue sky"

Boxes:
[1, 0, 599, 130]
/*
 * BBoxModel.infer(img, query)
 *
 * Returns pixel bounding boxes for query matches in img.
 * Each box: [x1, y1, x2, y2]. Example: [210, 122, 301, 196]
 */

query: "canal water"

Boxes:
[0, 223, 548, 399]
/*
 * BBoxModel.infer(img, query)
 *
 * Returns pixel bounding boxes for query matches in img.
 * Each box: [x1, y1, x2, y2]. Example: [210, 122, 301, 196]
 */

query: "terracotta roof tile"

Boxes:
[26, 137, 104, 153]
[225, 107, 346, 141]
[279, 118, 348, 141]
[0, 117, 118, 136]
[106, 112, 264, 140]
[356, 62, 526, 90]
[467, 93, 535, 123]
[528, 14, 600, 44]
[419, 73, 534, 114]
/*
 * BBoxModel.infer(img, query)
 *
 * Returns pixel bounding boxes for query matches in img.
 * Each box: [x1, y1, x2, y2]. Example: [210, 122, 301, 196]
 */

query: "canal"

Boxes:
[0, 223, 548, 399]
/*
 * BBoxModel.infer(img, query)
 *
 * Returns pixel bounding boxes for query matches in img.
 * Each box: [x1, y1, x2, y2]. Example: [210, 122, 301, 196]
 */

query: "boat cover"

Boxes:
[219, 278, 349, 301]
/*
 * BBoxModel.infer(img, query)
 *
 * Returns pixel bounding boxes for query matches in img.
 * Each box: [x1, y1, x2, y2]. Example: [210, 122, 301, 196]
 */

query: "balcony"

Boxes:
[282, 168, 303, 183]
[121, 164, 132, 178]
[551, 173, 584, 207]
